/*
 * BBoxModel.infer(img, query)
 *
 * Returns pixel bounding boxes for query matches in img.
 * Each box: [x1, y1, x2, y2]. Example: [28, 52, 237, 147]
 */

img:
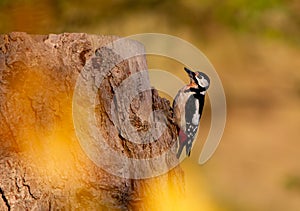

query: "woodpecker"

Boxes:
[173, 67, 210, 159]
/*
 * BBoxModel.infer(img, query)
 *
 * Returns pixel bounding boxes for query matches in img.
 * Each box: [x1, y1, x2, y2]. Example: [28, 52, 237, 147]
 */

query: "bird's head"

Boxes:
[184, 67, 210, 93]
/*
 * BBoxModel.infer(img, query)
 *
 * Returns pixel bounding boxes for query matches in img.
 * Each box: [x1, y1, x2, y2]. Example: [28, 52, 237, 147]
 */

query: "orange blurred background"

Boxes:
[1, 0, 300, 210]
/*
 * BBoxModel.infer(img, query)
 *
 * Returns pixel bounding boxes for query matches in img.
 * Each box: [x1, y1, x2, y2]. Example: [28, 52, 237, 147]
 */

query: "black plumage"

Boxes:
[173, 67, 209, 159]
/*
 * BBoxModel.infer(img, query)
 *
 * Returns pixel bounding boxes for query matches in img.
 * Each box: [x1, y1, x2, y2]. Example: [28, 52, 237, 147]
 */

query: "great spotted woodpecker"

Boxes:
[173, 67, 210, 159]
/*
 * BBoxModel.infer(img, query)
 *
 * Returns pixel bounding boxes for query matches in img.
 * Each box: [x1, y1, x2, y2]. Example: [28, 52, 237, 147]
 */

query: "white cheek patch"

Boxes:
[196, 77, 201, 86]
[196, 77, 209, 88]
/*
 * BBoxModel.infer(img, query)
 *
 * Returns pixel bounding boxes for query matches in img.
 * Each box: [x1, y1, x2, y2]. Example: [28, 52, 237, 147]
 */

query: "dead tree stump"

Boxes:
[0, 32, 184, 210]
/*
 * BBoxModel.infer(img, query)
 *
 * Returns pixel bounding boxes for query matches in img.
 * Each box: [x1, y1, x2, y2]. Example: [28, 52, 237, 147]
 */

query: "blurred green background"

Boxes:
[1, 0, 300, 210]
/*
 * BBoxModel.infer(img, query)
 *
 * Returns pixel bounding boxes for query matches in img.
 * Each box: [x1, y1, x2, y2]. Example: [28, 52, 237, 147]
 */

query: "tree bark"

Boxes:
[0, 32, 184, 210]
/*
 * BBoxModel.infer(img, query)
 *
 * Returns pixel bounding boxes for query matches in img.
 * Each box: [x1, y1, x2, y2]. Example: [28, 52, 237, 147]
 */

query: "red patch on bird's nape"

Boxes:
[179, 129, 187, 144]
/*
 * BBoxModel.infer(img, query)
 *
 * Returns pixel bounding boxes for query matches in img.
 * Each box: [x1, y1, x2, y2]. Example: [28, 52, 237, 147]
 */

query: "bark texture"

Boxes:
[0, 32, 184, 210]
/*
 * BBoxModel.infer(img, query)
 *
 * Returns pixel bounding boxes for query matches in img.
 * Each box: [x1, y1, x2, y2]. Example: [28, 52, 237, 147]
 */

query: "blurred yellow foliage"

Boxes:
[1, 0, 300, 210]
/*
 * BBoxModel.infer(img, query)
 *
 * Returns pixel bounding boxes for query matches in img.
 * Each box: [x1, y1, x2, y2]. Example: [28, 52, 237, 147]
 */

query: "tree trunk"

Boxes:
[0, 32, 184, 210]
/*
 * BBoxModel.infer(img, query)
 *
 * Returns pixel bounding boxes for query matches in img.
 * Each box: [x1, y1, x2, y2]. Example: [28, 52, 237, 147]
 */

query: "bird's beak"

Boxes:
[184, 67, 195, 80]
